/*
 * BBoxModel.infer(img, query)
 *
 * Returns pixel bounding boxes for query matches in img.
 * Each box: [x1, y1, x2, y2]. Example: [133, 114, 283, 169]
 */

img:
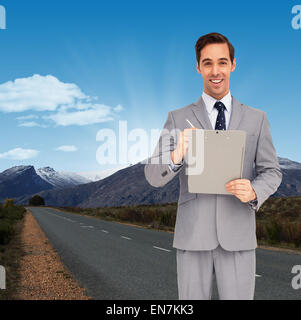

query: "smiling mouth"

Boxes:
[210, 79, 223, 84]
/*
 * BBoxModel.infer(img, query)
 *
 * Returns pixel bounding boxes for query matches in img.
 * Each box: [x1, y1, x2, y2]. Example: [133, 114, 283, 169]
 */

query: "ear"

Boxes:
[196, 62, 202, 74]
[231, 57, 236, 72]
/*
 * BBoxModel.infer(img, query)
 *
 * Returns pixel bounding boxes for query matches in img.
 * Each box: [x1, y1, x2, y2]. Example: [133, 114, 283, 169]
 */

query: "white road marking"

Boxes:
[153, 246, 171, 252]
[102, 230, 109, 233]
[80, 226, 94, 229]
[121, 236, 132, 240]
[44, 211, 75, 223]
[45, 212, 66, 220]
[256, 274, 262, 277]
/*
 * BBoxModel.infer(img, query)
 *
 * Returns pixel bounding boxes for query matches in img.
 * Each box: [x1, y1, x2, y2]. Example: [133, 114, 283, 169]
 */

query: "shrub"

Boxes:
[265, 217, 282, 244]
[0, 220, 15, 245]
[3, 198, 14, 208]
[0, 204, 25, 245]
[29, 195, 45, 206]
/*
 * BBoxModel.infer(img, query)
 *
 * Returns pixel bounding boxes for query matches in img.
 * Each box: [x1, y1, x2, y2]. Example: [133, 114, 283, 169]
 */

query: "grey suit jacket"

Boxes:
[144, 96, 282, 251]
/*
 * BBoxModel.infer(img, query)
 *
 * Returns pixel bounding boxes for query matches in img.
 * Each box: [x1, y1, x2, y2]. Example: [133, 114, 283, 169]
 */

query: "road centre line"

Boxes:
[121, 236, 132, 240]
[44, 211, 75, 222]
[153, 246, 171, 252]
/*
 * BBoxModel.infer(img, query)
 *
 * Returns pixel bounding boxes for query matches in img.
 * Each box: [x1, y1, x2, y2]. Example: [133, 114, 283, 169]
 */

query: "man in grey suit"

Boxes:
[144, 32, 282, 300]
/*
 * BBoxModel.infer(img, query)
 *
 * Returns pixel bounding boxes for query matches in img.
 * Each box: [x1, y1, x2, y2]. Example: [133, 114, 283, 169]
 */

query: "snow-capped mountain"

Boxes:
[0, 165, 33, 179]
[0, 165, 92, 201]
[36, 167, 91, 189]
[0, 165, 53, 201]
[278, 157, 301, 170]
[77, 164, 131, 182]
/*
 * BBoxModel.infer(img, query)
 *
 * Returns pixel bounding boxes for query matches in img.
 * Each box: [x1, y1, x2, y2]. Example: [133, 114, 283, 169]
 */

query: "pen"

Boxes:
[186, 119, 195, 128]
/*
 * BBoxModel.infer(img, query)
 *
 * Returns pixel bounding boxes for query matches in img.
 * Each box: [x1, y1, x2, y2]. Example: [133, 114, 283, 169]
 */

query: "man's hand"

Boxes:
[171, 128, 197, 165]
[225, 179, 257, 203]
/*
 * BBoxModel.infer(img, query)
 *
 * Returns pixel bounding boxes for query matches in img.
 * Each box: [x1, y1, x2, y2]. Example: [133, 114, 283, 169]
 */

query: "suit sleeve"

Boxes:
[251, 112, 283, 211]
[144, 111, 184, 187]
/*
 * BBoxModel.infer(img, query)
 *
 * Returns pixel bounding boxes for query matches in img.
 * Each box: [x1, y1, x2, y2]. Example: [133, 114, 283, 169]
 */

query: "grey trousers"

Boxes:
[176, 245, 256, 300]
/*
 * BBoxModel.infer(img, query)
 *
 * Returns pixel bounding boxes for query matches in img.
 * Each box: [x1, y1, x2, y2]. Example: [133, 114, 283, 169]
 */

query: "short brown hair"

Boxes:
[195, 32, 235, 64]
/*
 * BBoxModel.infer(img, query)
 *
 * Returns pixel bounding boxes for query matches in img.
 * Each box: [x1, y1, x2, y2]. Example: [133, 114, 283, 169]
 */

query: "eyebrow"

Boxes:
[201, 57, 229, 63]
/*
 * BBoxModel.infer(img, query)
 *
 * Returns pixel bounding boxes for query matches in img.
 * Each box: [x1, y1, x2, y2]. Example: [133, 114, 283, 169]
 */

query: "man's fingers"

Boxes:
[226, 179, 250, 186]
[229, 191, 248, 196]
[226, 184, 251, 192]
[226, 179, 255, 203]
[230, 193, 249, 202]
[226, 182, 249, 187]
[227, 188, 248, 194]
[226, 185, 249, 191]
[227, 179, 249, 183]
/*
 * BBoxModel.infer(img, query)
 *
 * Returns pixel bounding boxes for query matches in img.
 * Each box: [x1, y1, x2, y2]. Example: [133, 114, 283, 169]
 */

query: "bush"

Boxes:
[265, 217, 282, 244]
[3, 198, 14, 208]
[0, 204, 25, 245]
[0, 220, 15, 245]
[29, 195, 45, 206]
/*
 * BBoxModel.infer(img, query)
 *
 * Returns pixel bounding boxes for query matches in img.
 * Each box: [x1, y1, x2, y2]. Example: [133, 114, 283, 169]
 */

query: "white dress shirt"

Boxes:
[202, 90, 232, 130]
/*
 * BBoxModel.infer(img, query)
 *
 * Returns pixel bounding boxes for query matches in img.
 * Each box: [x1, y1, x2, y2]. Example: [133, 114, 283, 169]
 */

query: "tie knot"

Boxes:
[214, 101, 225, 112]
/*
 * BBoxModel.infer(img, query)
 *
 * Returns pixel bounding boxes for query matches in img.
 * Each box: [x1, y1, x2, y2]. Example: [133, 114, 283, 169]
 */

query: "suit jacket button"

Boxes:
[161, 170, 168, 177]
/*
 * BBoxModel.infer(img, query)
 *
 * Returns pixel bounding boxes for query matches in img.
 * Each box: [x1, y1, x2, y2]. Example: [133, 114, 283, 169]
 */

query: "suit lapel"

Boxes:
[191, 95, 245, 131]
[191, 96, 213, 129]
[228, 96, 245, 130]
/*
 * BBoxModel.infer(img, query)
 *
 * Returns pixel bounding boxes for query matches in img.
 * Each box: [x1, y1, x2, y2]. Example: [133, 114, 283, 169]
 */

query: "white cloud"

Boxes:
[0, 148, 39, 160]
[114, 104, 124, 112]
[18, 121, 47, 128]
[16, 114, 38, 120]
[55, 145, 78, 152]
[45, 104, 114, 126]
[0, 74, 87, 113]
[0, 74, 124, 126]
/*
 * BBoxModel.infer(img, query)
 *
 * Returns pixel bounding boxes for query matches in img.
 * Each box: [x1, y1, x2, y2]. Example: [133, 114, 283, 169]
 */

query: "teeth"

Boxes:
[211, 79, 222, 83]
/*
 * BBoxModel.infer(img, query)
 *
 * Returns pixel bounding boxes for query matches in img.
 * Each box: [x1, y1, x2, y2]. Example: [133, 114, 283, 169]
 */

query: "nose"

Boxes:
[211, 63, 220, 77]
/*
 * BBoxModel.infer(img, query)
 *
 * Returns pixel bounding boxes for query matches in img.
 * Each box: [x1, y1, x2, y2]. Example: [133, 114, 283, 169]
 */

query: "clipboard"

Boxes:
[187, 129, 246, 195]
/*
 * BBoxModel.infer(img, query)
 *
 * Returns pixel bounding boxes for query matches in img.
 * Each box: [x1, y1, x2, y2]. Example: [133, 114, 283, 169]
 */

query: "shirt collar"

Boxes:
[202, 91, 232, 114]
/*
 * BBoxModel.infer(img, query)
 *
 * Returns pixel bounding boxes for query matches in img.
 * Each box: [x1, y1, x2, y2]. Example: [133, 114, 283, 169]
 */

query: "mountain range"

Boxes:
[0, 165, 122, 202]
[77, 165, 130, 182]
[0, 157, 300, 207]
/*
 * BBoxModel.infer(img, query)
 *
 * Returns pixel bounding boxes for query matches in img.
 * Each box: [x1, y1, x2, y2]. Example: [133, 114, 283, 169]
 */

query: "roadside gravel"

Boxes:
[12, 210, 92, 300]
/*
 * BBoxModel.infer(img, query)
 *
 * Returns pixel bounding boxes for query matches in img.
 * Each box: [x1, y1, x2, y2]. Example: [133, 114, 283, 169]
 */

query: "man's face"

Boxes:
[196, 43, 236, 100]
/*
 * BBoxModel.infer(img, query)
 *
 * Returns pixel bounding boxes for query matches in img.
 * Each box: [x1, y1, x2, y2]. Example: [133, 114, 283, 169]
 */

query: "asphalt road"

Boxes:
[28, 207, 301, 300]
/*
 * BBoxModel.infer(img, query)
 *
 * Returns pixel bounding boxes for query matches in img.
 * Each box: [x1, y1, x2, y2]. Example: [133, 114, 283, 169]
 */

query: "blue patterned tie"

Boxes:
[214, 101, 226, 130]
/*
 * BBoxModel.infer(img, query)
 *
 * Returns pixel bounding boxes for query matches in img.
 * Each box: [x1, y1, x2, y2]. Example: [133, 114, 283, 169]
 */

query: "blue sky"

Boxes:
[0, 0, 300, 173]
